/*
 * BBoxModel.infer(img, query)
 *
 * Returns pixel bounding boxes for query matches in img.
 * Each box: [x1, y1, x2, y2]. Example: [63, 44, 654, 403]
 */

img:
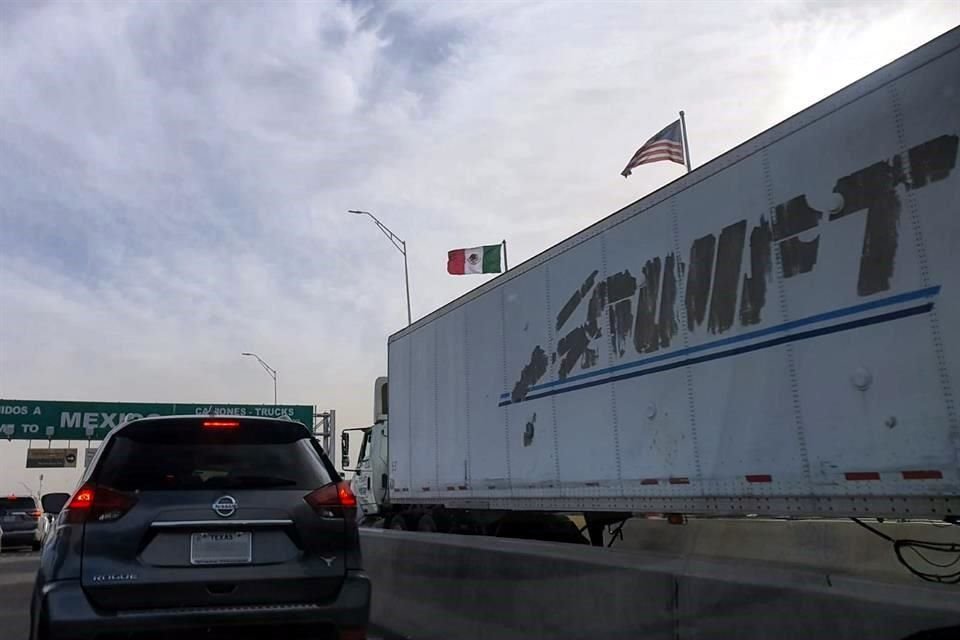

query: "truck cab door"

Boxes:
[372, 423, 389, 508]
[351, 429, 379, 517]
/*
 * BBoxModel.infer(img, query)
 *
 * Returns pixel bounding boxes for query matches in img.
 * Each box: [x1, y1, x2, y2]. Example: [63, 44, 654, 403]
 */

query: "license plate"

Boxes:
[190, 531, 252, 565]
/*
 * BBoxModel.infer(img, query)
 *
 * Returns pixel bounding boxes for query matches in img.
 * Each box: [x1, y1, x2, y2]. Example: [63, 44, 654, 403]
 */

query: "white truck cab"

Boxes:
[345, 377, 388, 520]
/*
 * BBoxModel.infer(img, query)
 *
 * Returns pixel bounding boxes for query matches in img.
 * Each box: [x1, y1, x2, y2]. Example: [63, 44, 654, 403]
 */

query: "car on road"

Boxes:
[31, 415, 370, 639]
[0, 495, 44, 551]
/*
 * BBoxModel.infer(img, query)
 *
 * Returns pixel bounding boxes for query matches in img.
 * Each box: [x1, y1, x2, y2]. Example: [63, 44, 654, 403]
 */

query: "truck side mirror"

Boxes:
[42, 492, 71, 515]
[340, 432, 350, 469]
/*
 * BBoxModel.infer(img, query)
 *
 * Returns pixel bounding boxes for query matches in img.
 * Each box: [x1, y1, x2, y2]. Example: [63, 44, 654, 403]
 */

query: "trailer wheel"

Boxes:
[388, 514, 408, 531]
[417, 513, 438, 532]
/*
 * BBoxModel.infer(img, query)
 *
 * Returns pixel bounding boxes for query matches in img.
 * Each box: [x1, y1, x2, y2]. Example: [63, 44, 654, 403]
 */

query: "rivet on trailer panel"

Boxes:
[851, 367, 873, 391]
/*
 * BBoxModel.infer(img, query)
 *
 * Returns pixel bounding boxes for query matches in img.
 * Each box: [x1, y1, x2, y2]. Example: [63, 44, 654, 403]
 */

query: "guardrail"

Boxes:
[360, 527, 960, 640]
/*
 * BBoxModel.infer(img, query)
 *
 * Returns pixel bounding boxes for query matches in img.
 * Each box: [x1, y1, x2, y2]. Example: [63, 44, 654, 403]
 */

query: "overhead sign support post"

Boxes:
[85, 424, 96, 467]
[314, 410, 336, 461]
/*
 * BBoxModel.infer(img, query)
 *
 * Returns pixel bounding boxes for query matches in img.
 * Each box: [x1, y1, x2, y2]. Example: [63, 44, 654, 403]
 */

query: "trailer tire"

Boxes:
[417, 513, 439, 532]
[388, 514, 408, 531]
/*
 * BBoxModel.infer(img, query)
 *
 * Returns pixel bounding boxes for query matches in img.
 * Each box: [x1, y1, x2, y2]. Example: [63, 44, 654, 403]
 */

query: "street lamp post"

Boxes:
[241, 352, 278, 405]
[347, 210, 412, 326]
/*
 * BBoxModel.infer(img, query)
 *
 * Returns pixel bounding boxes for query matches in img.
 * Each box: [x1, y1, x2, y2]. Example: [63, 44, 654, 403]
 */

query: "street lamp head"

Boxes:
[347, 209, 368, 215]
[241, 352, 253, 356]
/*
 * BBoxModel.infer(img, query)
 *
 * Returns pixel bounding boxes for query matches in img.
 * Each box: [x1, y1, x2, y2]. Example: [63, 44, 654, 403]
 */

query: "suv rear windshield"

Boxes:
[94, 419, 334, 492]
[0, 497, 37, 514]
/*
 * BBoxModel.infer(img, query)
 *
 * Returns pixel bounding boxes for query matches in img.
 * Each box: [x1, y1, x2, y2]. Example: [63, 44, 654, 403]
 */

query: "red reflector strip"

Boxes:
[446, 486, 456, 491]
[585, 482, 600, 487]
[457, 485, 467, 490]
[668, 477, 690, 485]
[845, 472, 881, 481]
[902, 470, 943, 480]
[203, 420, 239, 429]
[745, 474, 773, 483]
[338, 627, 368, 640]
[421, 487, 430, 492]
[640, 479, 659, 485]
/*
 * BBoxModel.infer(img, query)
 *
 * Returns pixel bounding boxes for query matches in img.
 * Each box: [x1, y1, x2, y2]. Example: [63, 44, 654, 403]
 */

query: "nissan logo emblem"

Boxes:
[212, 495, 238, 518]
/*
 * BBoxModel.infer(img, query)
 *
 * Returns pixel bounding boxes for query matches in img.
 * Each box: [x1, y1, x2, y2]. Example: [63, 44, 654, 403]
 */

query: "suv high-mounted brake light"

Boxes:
[202, 420, 240, 429]
[64, 484, 137, 524]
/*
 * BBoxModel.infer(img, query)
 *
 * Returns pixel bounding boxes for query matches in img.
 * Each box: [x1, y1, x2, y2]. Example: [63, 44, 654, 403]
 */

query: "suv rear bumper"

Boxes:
[37, 571, 371, 638]
[1, 529, 38, 547]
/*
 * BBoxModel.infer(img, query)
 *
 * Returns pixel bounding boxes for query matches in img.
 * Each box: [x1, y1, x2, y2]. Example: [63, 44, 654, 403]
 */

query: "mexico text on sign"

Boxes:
[0, 400, 314, 441]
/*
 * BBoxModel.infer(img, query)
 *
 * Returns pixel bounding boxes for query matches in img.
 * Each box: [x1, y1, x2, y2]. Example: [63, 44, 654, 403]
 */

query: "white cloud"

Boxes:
[0, 0, 956, 490]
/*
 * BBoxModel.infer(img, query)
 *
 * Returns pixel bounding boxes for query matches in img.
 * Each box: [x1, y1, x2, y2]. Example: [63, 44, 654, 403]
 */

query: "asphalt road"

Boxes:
[0, 550, 39, 640]
[0, 550, 405, 640]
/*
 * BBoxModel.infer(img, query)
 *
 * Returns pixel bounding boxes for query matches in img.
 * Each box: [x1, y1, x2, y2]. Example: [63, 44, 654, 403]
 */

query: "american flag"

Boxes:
[621, 119, 685, 177]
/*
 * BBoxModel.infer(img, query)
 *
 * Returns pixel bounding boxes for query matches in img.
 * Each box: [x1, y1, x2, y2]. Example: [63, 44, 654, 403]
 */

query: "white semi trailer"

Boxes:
[345, 26, 960, 550]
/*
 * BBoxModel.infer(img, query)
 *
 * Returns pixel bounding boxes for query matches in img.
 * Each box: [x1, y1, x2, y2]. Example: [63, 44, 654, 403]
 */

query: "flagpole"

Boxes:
[679, 110, 692, 173]
[501, 240, 509, 271]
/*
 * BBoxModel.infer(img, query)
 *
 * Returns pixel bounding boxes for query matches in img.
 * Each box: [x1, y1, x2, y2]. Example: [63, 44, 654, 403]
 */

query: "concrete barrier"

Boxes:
[361, 527, 960, 640]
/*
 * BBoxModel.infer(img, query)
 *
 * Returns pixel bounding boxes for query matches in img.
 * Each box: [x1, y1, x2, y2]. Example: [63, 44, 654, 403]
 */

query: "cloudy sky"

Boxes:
[1, 0, 957, 493]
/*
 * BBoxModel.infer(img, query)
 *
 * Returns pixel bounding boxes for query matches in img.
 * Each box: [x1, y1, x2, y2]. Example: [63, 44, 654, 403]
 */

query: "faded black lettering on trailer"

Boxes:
[511, 346, 549, 404]
[506, 134, 958, 404]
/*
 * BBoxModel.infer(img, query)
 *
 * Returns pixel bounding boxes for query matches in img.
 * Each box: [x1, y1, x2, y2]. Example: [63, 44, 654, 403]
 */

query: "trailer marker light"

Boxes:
[845, 472, 881, 481]
[901, 470, 942, 480]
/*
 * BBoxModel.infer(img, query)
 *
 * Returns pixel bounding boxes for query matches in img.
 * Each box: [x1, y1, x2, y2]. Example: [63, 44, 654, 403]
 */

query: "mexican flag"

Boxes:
[447, 244, 502, 275]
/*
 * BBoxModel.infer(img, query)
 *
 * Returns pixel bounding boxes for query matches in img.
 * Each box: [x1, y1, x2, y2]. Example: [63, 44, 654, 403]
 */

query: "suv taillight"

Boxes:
[304, 481, 357, 516]
[64, 483, 137, 523]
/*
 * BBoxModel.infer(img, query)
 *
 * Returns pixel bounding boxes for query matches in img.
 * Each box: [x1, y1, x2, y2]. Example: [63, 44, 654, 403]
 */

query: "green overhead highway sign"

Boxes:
[0, 399, 314, 441]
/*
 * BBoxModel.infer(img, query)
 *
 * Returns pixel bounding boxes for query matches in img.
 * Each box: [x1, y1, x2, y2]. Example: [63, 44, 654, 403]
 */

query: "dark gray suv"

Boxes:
[0, 495, 44, 551]
[31, 415, 370, 639]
